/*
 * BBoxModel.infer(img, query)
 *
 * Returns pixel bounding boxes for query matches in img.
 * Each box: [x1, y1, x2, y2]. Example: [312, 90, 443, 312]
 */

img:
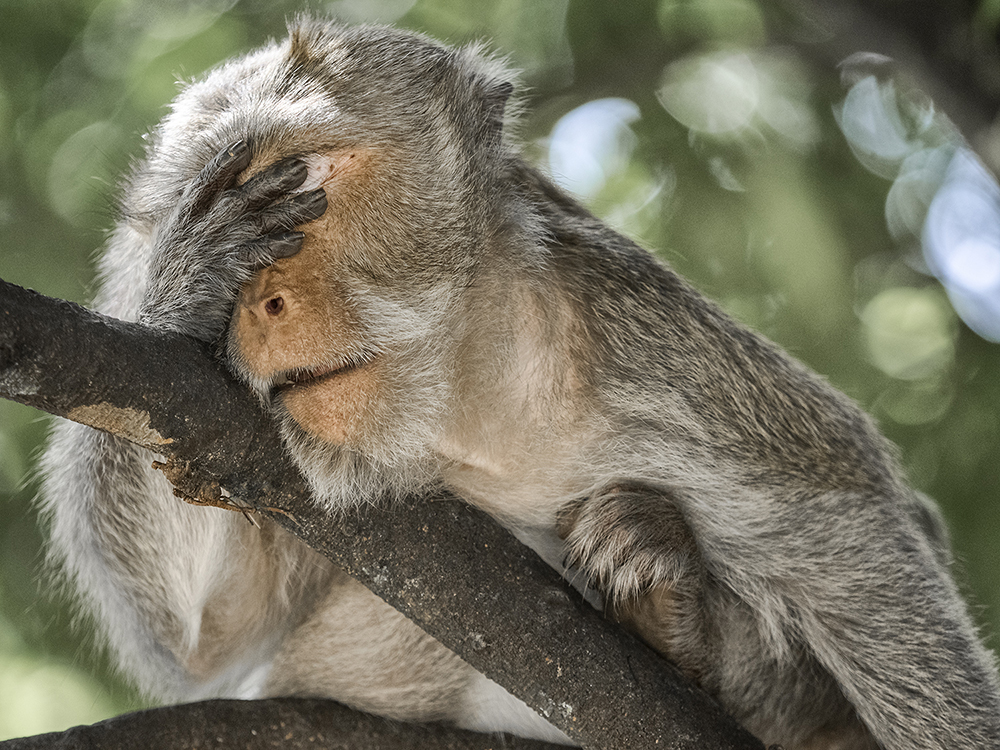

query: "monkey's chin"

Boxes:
[272, 358, 379, 444]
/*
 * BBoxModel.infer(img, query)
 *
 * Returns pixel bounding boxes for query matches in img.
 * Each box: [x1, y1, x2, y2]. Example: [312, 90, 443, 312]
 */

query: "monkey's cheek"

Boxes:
[278, 365, 376, 444]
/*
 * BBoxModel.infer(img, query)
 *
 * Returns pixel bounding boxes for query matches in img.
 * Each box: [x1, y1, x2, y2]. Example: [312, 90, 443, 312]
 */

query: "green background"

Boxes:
[0, 0, 998, 739]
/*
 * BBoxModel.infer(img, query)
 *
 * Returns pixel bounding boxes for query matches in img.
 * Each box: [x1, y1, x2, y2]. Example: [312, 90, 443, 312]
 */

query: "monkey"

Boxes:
[39, 16, 1000, 750]
[39, 29, 571, 748]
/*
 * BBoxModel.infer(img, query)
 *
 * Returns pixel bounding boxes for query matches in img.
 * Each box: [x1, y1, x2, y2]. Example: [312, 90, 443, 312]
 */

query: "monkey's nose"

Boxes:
[263, 296, 285, 317]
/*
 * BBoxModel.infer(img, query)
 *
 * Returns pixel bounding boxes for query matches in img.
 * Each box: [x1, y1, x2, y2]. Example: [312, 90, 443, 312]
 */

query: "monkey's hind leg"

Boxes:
[556, 483, 714, 686]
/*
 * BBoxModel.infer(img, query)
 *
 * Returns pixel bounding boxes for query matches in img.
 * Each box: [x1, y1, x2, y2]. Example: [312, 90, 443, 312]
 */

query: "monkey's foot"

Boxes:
[556, 482, 701, 601]
[556, 482, 710, 677]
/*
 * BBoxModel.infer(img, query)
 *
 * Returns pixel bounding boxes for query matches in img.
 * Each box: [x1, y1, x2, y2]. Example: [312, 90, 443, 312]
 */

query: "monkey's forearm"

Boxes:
[42, 421, 327, 700]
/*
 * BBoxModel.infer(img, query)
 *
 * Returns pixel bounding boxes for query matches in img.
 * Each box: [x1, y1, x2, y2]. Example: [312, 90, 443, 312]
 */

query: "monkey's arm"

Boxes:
[558, 469, 1000, 748]
[38, 144, 334, 699]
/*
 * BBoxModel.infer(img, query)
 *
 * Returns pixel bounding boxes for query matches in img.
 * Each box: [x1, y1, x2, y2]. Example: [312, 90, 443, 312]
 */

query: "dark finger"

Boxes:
[242, 231, 306, 269]
[268, 230, 306, 259]
[185, 140, 252, 218]
[239, 156, 309, 210]
[258, 189, 328, 233]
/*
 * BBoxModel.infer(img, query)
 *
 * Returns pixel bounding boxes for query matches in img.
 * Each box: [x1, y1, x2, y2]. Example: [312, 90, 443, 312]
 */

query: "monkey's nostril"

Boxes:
[264, 296, 284, 316]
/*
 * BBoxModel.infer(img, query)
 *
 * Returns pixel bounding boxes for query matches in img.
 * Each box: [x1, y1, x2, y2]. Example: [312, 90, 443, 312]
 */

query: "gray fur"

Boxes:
[40, 16, 999, 750]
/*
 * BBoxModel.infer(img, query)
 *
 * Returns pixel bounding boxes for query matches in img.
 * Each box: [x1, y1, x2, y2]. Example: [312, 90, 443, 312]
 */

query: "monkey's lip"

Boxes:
[270, 355, 371, 395]
[272, 365, 350, 393]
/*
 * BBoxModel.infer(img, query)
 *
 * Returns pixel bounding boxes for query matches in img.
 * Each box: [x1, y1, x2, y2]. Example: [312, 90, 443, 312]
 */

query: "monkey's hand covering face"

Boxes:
[41, 18, 1000, 750]
[139, 141, 327, 341]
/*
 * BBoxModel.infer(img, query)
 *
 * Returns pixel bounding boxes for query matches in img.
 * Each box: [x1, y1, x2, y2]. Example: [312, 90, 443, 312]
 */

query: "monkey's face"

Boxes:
[225, 132, 480, 459]
[231, 150, 383, 445]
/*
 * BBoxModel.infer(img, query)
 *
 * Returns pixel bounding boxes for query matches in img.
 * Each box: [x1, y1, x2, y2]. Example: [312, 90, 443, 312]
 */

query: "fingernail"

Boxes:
[305, 188, 327, 209]
[224, 140, 251, 169]
[272, 231, 304, 258]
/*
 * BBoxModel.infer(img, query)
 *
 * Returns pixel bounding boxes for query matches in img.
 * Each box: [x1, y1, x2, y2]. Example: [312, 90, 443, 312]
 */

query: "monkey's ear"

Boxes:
[483, 79, 513, 126]
[473, 75, 514, 143]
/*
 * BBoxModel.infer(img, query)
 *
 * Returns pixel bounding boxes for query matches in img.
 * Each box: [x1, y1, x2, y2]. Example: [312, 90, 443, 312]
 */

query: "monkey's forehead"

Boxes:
[155, 46, 343, 184]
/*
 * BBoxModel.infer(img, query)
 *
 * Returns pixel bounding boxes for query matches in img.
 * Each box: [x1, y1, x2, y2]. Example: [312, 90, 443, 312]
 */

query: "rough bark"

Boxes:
[0, 699, 571, 750]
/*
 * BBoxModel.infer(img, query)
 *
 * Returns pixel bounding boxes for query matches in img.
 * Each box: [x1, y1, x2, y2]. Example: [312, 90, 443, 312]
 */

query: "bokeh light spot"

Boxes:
[861, 287, 957, 380]
[547, 98, 641, 199]
[658, 52, 759, 135]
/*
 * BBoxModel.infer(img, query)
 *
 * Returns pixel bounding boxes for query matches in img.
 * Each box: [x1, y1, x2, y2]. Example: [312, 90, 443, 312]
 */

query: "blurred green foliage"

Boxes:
[0, 0, 998, 739]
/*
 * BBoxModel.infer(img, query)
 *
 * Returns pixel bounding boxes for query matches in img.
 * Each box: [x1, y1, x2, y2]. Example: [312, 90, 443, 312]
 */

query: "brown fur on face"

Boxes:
[233, 148, 380, 445]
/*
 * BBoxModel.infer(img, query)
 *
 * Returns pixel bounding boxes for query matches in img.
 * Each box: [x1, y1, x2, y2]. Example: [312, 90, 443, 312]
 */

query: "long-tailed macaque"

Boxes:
[41, 17, 1000, 749]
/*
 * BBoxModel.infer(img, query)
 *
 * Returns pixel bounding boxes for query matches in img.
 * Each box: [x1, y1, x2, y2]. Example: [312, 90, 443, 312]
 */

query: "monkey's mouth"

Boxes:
[269, 353, 372, 397]
[272, 365, 351, 395]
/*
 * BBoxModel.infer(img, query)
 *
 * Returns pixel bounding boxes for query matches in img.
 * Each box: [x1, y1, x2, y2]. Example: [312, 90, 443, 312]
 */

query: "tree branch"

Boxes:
[0, 277, 763, 749]
[0, 698, 570, 750]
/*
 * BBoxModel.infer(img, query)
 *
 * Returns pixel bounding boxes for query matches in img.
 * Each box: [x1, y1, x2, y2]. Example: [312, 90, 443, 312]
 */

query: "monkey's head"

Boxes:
[132, 19, 531, 503]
